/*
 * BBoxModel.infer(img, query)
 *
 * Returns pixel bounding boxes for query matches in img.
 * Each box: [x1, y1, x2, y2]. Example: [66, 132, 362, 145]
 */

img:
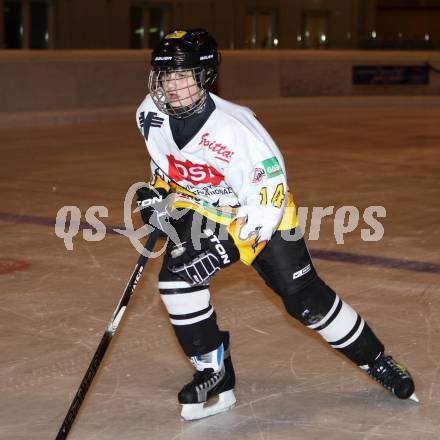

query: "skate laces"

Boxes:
[192, 368, 224, 391]
[368, 355, 410, 389]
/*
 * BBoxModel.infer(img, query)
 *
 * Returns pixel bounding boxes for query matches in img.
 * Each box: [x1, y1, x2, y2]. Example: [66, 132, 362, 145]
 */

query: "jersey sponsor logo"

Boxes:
[200, 54, 214, 60]
[198, 132, 235, 163]
[262, 156, 283, 178]
[175, 183, 234, 198]
[251, 167, 266, 184]
[139, 111, 164, 141]
[194, 184, 234, 197]
[154, 56, 173, 61]
[167, 154, 225, 185]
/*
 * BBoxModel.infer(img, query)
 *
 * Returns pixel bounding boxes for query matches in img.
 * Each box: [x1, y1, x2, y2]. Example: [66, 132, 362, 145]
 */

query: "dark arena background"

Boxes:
[1, 1, 440, 439]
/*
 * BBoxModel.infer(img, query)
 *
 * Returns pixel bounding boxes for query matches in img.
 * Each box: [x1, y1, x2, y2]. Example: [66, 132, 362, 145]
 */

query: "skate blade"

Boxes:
[181, 390, 236, 421]
[409, 392, 419, 403]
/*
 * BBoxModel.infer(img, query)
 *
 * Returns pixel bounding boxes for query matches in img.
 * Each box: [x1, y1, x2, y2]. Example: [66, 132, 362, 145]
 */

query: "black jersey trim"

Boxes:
[169, 94, 216, 150]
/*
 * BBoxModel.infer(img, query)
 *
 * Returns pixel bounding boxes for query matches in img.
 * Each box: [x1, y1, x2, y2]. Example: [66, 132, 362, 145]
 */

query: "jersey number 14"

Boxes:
[260, 183, 285, 208]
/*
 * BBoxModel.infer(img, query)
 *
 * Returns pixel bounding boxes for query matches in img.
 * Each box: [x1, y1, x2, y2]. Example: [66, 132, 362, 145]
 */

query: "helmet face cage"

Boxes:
[149, 66, 216, 119]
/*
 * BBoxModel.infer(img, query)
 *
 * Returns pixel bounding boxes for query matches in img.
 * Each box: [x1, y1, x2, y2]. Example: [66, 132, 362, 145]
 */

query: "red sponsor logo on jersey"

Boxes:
[167, 154, 225, 185]
[199, 132, 235, 163]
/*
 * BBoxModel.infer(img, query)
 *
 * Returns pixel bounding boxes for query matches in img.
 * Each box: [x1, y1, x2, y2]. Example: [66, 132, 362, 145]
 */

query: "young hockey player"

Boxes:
[135, 28, 417, 420]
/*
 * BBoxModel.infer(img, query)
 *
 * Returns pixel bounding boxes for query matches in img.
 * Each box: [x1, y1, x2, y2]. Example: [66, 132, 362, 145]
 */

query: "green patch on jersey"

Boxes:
[202, 201, 236, 219]
[262, 156, 283, 178]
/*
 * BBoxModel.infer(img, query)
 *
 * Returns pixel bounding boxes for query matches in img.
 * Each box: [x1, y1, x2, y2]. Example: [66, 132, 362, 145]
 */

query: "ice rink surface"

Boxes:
[1, 96, 439, 439]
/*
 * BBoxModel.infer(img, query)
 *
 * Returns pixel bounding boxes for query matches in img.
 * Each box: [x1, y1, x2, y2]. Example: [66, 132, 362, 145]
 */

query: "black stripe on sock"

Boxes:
[313, 298, 342, 331]
[169, 305, 212, 321]
[159, 285, 208, 295]
[328, 314, 362, 346]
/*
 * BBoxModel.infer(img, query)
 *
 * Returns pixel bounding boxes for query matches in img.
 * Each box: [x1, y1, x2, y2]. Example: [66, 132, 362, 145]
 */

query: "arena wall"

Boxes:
[1, 50, 440, 127]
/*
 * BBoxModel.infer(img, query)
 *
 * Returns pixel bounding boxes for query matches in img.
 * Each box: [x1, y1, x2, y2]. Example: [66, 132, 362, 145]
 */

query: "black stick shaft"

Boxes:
[55, 231, 160, 440]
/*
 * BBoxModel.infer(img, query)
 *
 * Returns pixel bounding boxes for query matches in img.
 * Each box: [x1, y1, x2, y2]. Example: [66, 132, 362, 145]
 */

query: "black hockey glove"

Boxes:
[136, 185, 171, 235]
[169, 227, 240, 285]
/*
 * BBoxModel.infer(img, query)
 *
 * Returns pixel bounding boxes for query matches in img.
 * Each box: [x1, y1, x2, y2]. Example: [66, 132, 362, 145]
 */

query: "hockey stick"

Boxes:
[55, 229, 161, 440]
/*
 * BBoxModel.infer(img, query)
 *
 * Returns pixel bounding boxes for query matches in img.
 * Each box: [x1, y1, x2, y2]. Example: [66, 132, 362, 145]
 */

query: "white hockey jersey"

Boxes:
[136, 93, 297, 264]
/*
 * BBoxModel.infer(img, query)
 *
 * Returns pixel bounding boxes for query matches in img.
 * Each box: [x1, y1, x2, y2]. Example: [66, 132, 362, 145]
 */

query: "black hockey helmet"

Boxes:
[148, 29, 221, 118]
